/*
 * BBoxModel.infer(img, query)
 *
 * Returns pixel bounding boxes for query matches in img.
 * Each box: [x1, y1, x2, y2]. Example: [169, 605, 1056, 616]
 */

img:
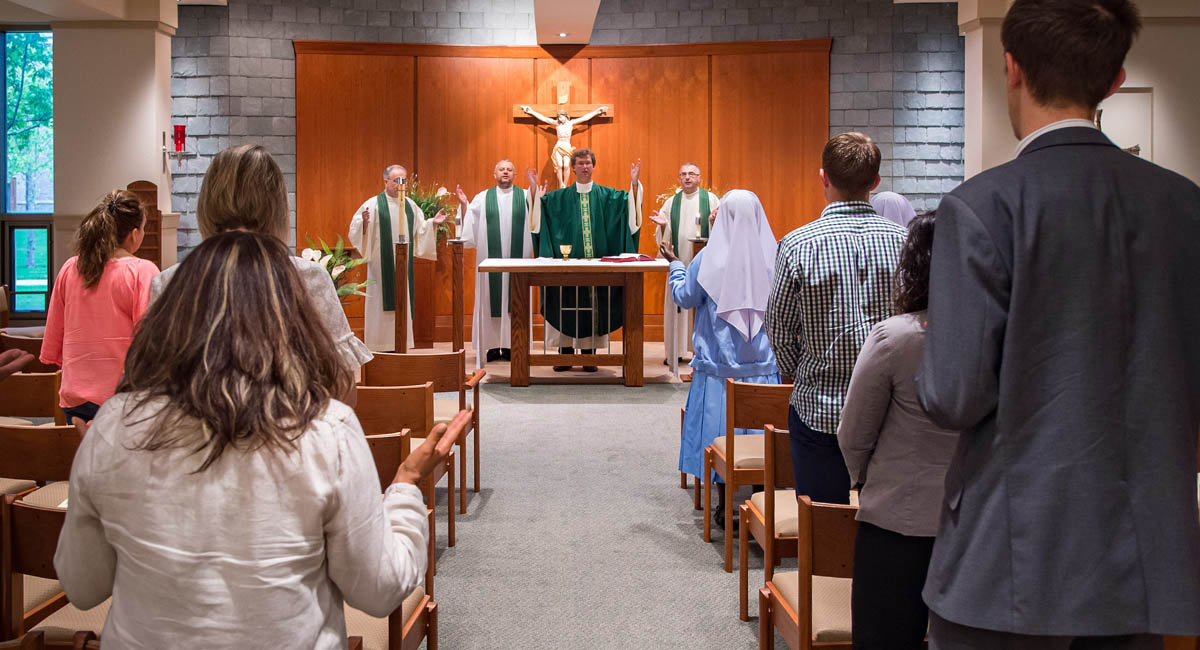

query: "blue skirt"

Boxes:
[678, 368, 782, 481]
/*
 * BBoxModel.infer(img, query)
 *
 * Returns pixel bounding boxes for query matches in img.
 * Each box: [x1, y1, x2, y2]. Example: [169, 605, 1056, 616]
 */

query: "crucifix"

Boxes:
[513, 81, 614, 189]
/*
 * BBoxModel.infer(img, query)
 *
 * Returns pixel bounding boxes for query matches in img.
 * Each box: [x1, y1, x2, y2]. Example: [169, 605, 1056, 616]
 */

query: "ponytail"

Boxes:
[75, 190, 144, 288]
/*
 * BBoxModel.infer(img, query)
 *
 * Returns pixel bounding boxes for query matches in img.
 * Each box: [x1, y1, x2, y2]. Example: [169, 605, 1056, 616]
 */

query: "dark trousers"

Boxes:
[61, 401, 101, 424]
[558, 347, 596, 354]
[929, 612, 1161, 650]
[852, 521, 935, 650]
[787, 406, 851, 504]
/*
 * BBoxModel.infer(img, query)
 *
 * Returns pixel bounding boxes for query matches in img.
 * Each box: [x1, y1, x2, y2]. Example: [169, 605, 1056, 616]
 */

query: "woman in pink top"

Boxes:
[40, 190, 159, 423]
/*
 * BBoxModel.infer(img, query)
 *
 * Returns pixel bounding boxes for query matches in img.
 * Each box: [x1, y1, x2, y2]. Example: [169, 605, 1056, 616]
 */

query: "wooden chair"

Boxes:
[740, 424, 798, 621]
[703, 379, 792, 572]
[0, 285, 8, 329]
[759, 495, 856, 650]
[0, 372, 65, 427]
[349, 432, 441, 650]
[361, 350, 485, 515]
[678, 407, 700, 510]
[0, 424, 81, 640]
[0, 630, 45, 649]
[354, 383, 457, 548]
[0, 335, 55, 375]
[1, 495, 107, 647]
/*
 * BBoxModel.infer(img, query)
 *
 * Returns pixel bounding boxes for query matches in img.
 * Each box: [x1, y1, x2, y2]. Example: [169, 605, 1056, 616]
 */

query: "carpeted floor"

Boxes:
[429, 382, 790, 649]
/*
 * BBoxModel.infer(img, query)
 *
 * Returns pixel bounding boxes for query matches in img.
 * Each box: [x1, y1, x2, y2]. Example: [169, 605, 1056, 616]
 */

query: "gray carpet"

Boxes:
[430, 382, 791, 649]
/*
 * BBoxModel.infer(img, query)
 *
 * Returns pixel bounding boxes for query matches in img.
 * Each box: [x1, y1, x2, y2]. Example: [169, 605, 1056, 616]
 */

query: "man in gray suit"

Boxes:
[917, 0, 1200, 647]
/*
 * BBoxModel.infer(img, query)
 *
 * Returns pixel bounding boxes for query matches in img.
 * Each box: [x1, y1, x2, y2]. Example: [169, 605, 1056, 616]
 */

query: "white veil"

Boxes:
[695, 189, 778, 341]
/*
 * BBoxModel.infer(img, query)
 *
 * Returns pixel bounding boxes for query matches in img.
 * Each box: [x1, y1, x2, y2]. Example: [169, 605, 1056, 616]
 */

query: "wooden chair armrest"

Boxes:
[400, 427, 412, 457]
[464, 369, 486, 388]
[347, 636, 364, 650]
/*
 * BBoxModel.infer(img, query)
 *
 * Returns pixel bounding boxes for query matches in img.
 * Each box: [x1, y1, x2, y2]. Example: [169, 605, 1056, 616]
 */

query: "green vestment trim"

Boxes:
[484, 186, 526, 318]
[669, 190, 711, 252]
[375, 192, 396, 312]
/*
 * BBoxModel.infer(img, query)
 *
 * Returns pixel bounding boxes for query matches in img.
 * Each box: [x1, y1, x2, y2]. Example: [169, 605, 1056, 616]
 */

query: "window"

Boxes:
[1, 29, 52, 318]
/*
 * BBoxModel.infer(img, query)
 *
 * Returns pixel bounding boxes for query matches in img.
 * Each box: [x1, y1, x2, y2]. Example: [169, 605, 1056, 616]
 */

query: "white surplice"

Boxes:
[531, 180, 643, 351]
[655, 189, 720, 371]
[348, 193, 438, 352]
[459, 186, 534, 369]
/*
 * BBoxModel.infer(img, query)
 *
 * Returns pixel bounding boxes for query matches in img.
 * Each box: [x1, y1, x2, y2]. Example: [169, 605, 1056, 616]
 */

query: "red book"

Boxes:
[599, 254, 654, 263]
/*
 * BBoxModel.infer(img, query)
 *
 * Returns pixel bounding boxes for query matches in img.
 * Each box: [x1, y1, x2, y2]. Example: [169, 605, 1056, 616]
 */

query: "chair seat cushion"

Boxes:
[0, 416, 34, 426]
[433, 398, 460, 426]
[772, 571, 852, 642]
[25, 575, 62, 612]
[31, 598, 109, 642]
[20, 481, 69, 508]
[1, 477, 36, 494]
[750, 490, 799, 536]
[712, 434, 765, 469]
[344, 586, 426, 650]
[1, 326, 44, 338]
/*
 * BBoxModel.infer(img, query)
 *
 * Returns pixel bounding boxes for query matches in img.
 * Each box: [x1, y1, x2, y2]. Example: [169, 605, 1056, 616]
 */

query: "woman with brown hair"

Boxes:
[54, 231, 455, 647]
[40, 189, 157, 423]
[837, 211, 959, 649]
[150, 144, 372, 389]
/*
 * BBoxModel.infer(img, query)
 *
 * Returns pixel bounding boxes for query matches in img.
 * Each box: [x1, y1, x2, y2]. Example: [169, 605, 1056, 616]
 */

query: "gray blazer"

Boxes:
[839, 311, 958, 538]
[917, 127, 1200, 636]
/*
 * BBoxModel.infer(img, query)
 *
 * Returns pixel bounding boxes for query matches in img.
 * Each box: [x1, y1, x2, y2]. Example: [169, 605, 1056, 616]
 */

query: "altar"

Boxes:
[477, 257, 668, 387]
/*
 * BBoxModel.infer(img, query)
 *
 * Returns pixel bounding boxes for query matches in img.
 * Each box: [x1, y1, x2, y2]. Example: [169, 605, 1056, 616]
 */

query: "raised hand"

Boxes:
[72, 417, 90, 437]
[659, 240, 678, 263]
[648, 209, 668, 227]
[0, 348, 33, 380]
[431, 209, 450, 224]
[525, 165, 539, 188]
[393, 410, 470, 486]
[361, 206, 370, 227]
[709, 206, 719, 230]
[630, 158, 642, 186]
[455, 184, 469, 206]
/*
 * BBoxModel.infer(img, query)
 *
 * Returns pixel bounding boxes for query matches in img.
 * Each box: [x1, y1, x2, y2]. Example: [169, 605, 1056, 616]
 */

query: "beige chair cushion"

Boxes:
[750, 490, 799, 537]
[31, 598, 109, 642]
[24, 575, 63, 612]
[1, 326, 44, 338]
[712, 434, 765, 469]
[772, 571, 852, 642]
[0, 416, 34, 426]
[344, 587, 426, 650]
[1, 477, 36, 494]
[433, 398, 460, 426]
[20, 481, 69, 508]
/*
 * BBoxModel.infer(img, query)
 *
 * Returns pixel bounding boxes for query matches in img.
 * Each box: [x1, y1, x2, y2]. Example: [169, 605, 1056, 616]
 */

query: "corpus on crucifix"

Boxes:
[515, 82, 614, 189]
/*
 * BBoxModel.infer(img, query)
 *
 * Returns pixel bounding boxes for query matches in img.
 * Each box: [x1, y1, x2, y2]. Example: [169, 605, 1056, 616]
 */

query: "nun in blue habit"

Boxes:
[658, 189, 780, 526]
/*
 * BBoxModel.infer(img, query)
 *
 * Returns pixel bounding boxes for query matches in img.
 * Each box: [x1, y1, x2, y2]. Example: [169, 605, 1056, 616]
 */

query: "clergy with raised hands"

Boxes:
[528, 148, 643, 372]
[348, 164, 448, 352]
[456, 159, 538, 368]
[648, 162, 720, 373]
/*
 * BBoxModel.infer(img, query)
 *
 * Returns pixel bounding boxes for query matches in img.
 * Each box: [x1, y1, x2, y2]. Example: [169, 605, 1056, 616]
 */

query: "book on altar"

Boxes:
[599, 253, 654, 262]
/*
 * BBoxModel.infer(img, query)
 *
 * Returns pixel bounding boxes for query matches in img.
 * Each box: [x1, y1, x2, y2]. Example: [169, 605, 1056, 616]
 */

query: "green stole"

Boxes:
[374, 192, 417, 312]
[484, 186, 526, 317]
[669, 190, 710, 253]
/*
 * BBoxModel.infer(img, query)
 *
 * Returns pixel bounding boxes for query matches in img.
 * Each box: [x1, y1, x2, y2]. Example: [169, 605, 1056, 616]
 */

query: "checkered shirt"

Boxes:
[765, 201, 908, 434]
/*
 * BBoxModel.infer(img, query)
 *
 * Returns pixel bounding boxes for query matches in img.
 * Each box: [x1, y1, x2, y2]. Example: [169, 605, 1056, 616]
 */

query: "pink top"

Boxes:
[40, 255, 159, 408]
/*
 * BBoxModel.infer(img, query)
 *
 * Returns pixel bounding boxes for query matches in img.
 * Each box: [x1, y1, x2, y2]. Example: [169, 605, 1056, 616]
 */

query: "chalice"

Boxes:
[559, 244, 572, 262]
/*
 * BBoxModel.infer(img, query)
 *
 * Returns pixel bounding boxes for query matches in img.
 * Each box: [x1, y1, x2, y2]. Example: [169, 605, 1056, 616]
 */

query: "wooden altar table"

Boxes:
[476, 257, 669, 387]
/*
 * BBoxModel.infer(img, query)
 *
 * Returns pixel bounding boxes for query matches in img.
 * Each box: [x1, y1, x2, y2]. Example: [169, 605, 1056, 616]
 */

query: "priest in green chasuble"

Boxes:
[348, 164, 447, 352]
[649, 162, 720, 369]
[456, 159, 538, 369]
[528, 148, 643, 371]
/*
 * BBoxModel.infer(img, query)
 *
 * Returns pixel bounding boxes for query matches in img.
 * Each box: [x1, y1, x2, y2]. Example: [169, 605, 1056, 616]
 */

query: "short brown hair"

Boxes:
[822, 133, 880, 197]
[1002, 0, 1140, 109]
[571, 148, 596, 167]
[197, 144, 289, 241]
[119, 231, 352, 472]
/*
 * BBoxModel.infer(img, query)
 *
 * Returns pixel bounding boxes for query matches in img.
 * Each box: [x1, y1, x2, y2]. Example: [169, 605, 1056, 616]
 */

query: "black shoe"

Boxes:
[582, 365, 598, 372]
[500, 348, 511, 360]
[486, 348, 502, 362]
[712, 505, 739, 530]
[553, 365, 572, 372]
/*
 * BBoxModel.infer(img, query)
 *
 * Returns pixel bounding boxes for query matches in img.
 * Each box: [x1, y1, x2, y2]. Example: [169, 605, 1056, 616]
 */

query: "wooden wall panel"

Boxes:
[590, 56, 709, 318]
[711, 51, 829, 239]
[415, 57, 538, 341]
[296, 53, 416, 321]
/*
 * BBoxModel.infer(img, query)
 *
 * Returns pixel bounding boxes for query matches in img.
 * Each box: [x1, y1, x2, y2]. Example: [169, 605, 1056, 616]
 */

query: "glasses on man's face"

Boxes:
[388, 176, 406, 184]
[680, 172, 700, 177]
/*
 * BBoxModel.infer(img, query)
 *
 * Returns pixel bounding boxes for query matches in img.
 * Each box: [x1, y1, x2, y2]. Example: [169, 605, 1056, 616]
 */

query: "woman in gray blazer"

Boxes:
[837, 212, 958, 650]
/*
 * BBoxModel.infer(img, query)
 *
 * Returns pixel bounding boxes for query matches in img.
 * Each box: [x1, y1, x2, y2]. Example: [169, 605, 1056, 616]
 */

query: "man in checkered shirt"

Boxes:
[765, 132, 907, 505]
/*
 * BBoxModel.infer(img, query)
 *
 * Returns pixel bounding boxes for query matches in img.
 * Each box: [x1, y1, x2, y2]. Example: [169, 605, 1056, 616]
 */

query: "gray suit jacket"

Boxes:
[917, 127, 1200, 636]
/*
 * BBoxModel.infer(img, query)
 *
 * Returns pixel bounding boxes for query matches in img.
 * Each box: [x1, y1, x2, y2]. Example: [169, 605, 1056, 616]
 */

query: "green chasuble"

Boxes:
[537, 184, 639, 338]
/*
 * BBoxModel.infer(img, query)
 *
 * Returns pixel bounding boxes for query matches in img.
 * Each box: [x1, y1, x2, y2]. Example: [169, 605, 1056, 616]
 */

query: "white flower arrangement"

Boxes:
[301, 235, 370, 300]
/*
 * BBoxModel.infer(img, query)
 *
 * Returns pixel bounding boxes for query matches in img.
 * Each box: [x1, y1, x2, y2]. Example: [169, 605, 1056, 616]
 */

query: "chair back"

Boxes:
[362, 351, 467, 408]
[0, 630, 45, 649]
[725, 379, 791, 434]
[763, 424, 795, 491]
[365, 432, 411, 492]
[0, 372, 64, 425]
[0, 334, 56, 374]
[2, 496, 67, 582]
[0, 425, 80, 482]
[355, 382, 434, 437]
[798, 495, 857, 580]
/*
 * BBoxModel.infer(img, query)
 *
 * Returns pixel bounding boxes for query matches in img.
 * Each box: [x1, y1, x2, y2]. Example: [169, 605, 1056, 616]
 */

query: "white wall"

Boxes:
[1119, 20, 1200, 183]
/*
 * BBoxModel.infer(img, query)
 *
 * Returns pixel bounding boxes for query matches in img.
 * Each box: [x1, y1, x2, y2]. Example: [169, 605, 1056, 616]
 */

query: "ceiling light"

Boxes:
[559, 32, 567, 38]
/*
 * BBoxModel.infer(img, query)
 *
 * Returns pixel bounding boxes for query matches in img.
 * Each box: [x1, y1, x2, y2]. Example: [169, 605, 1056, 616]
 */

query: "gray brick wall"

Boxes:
[172, 0, 961, 256]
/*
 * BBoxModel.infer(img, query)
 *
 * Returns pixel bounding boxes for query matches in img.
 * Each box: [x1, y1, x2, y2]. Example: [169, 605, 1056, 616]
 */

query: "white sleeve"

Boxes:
[409, 199, 438, 261]
[628, 181, 643, 234]
[54, 429, 117, 609]
[531, 187, 542, 234]
[324, 417, 428, 617]
[460, 194, 484, 249]
[655, 195, 673, 247]
[349, 199, 369, 255]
